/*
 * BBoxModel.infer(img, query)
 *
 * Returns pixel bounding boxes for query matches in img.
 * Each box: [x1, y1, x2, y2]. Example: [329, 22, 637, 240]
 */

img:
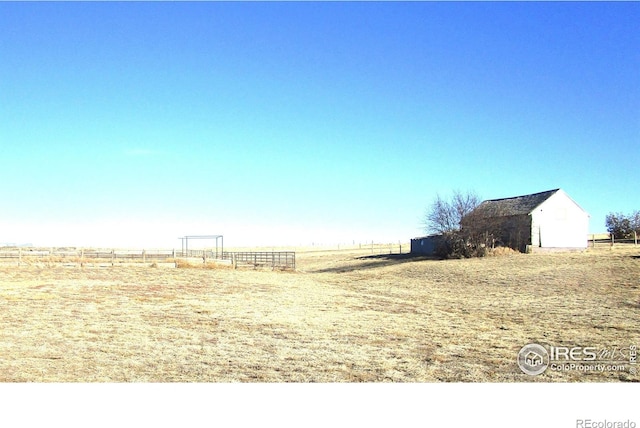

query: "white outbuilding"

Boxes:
[463, 188, 589, 252]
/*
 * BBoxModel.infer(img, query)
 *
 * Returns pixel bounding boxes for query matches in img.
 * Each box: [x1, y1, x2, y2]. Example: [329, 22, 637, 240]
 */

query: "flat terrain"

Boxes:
[0, 246, 638, 382]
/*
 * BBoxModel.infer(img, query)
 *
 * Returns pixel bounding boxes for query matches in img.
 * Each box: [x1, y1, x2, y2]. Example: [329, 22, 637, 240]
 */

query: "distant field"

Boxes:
[0, 245, 638, 382]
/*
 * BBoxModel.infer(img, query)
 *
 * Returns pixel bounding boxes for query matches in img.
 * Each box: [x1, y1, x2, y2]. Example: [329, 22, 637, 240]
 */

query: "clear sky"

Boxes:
[1, 2, 638, 248]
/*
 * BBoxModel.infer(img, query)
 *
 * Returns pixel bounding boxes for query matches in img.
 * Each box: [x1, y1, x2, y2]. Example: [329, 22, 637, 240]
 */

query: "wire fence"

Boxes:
[0, 248, 297, 270]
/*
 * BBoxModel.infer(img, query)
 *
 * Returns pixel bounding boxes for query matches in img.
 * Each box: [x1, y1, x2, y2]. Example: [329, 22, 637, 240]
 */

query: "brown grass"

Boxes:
[486, 246, 520, 257]
[0, 245, 638, 382]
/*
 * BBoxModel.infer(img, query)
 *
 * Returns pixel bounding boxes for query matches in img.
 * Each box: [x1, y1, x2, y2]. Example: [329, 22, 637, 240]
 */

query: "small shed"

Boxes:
[462, 188, 589, 252]
[410, 234, 443, 256]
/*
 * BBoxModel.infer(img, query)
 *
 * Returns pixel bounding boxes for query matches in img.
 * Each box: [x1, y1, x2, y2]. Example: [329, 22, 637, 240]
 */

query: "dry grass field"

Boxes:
[0, 245, 638, 382]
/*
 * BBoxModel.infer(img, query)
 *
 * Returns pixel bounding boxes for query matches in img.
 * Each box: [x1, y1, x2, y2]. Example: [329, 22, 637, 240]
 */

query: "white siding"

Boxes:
[530, 190, 589, 248]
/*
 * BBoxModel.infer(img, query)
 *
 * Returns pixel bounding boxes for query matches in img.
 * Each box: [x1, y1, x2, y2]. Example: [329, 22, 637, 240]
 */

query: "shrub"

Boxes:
[606, 211, 640, 239]
[434, 231, 491, 259]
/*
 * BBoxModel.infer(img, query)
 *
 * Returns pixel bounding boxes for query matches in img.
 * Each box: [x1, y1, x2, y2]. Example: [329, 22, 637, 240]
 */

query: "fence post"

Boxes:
[18, 248, 21, 267]
[635, 231, 638, 247]
[111, 250, 115, 266]
[142, 249, 146, 264]
[232, 253, 237, 269]
[203, 250, 207, 265]
[611, 234, 614, 250]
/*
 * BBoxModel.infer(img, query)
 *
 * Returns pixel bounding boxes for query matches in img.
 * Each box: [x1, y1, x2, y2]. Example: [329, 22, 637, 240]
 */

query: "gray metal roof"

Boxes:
[471, 189, 560, 217]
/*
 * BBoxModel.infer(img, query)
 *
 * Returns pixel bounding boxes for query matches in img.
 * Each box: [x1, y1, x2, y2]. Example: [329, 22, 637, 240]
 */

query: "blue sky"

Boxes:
[1, 2, 638, 248]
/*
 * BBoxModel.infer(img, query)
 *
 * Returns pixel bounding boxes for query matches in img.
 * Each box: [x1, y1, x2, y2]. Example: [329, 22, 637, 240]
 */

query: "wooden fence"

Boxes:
[0, 248, 296, 270]
[588, 233, 638, 248]
[0, 249, 175, 264]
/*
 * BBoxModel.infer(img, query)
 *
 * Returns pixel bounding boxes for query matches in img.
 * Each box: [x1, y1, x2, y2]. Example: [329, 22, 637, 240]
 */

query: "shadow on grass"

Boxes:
[310, 253, 439, 274]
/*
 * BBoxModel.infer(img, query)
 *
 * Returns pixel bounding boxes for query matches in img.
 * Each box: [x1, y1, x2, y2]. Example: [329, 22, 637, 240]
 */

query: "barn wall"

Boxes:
[530, 190, 589, 248]
[496, 215, 531, 253]
[463, 215, 531, 252]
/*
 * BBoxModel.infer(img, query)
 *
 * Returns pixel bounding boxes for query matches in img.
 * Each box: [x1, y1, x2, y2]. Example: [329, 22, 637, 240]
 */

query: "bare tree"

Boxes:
[423, 190, 517, 258]
[424, 190, 481, 235]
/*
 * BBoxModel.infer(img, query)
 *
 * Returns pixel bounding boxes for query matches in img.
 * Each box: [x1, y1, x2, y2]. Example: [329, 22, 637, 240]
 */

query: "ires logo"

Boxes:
[517, 344, 549, 376]
[549, 346, 597, 361]
[517, 343, 636, 376]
